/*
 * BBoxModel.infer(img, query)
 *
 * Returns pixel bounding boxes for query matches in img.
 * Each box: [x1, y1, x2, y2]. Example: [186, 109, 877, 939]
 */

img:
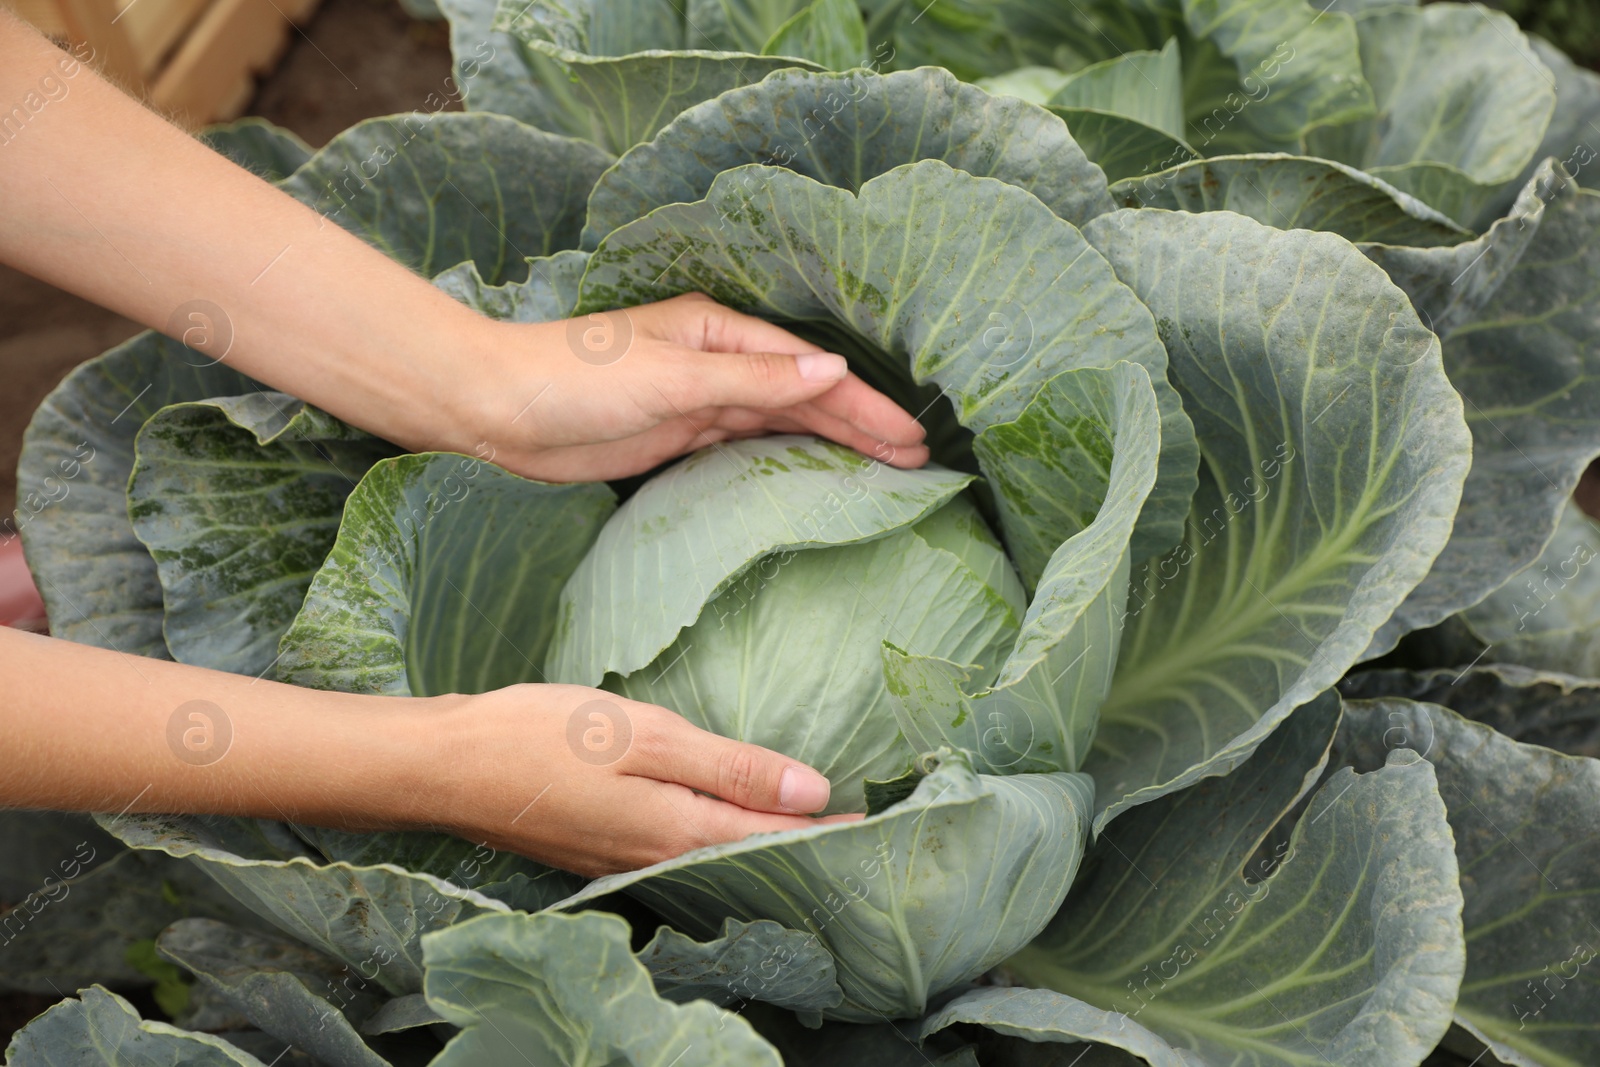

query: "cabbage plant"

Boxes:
[8, 2, 1600, 1064]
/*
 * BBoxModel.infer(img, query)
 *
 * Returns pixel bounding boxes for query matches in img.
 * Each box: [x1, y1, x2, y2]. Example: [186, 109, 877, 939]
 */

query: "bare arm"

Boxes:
[0, 15, 886, 872]
[1, 627, 845, 876]
[0, 12, 928, 481]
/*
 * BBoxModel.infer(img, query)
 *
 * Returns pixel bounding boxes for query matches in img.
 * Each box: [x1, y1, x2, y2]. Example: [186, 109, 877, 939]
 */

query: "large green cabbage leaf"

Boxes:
[1305, 4, 1555, 226]
[1332, 696, 1600, 1067]
[422, 911, 784, 1065]
[575, 159, 1199, 563]
[490, 0, 823, 154]
[95, 811, 511, 997]
[1376, 170, 1600, 653]
[885, 362, 1160, 775]
[4, 987, 269, 1067]
[126, 394, 396, 679]
[579, 66, 1116, 247]
[1080, 207, 1469, 826]
[278, 452, 614, 696]
[553, 749, 1095, 1021]
[927, 693, 1466, 1067]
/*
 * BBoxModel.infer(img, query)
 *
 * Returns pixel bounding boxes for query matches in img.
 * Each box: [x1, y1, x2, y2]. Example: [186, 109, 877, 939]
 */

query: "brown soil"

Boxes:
[0, 0, 455, 523]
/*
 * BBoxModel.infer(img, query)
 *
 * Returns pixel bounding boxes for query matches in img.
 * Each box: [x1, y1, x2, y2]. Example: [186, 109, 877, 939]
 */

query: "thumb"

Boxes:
[629, 711, 833, 815]
[654, 348, 850, 413]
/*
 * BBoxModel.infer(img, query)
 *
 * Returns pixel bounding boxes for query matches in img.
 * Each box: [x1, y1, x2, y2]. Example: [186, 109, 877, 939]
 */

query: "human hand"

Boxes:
[429, 683, 861, 877]
[440, 293, 930, 483]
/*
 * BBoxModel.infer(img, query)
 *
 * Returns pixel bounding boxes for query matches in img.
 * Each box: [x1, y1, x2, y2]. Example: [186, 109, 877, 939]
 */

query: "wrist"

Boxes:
[357, 692, 477, 834]
[388, 316, 561, 465]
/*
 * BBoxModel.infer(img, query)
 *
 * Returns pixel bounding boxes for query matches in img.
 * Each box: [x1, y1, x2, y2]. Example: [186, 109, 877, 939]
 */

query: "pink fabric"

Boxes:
[0, 535, 48, 632]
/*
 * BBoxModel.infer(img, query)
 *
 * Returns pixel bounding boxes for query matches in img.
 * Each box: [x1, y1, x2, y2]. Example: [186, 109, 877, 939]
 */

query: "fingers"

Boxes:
[645, 346, 855, 417]
[656, 786, 865, 848]
[561, 781, 862, 876]
[805, 374, 928, 449]
[644, 350, 928, 461]
[649, 292, 826, 357]
[624, 708, 833, 815]
[769, 397, 931, 469]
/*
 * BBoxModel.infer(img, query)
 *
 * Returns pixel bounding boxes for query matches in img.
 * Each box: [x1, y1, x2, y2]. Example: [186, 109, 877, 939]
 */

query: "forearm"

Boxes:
[0, 13, 506, 457]
[0, 627, 449, 830]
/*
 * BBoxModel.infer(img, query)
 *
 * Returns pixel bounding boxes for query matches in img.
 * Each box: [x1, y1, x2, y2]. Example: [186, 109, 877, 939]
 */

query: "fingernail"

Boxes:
[779, 765, 830, 812]
[796, 352, 848, 382]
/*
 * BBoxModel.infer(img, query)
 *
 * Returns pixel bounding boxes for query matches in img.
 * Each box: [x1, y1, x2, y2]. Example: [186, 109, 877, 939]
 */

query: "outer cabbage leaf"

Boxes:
[1468, 36, 1600, 230]
[576, 160, 1199, 563]
[17, 333, 261, 656]
[638, 917, 843, 1013]
[1028, 39, 1197, 184]
[1342, 664, 1600, 760]
[279, 452, 615, 696]
[289, 825, 583, 912]
[1362, 160, 1555, 336]
[4, 987, 268, 1067]
[431, 248, 590, 322]
[548, 435, 973, 686]
[1056, 109, 1197, 186]
[1110, 153, 1469, 247]
[987, 0, 1371, 152]
[745, 1001, 984, 1065]
[126, 394, 396, 679]
[554, 749, 1096, 1022]
[155, 919, 390, 1067]
[931, 693, 1466, 1067]
[581, 66, 1115, 248]
[1050, 38, 1184, 142]
[1458, 501, 1600, 678]
[490, 0, 819, 155]
[761, 0, 868, 70]
[1373, 170, 1600, 656]
[98, 812, 507, 996]
[422, 911, 783, 1065]
[279, 112, 613, 283]
[1108, 152, 1563, 334]
[362, 994, 447, 1035]
[0, 813, 264, 995]
[1335, 698, 1600, 1067]
[1081, 207, 1470, 827]
[885, 363, 1159, 775]
[974, 66, 1072, 105]
[199, 118, 312, 182]
[1177, 0, 1373, 152]
[1305, 4, 1555, 226]
[437, 0, 606, 140]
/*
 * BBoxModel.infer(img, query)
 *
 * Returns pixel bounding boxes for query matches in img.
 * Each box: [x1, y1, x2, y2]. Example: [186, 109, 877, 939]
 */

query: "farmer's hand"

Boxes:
[450, 294, 928, 483]
[1, 628, 852, 876]
[0, 16, 926, 483]
[434, 684, 858, 877]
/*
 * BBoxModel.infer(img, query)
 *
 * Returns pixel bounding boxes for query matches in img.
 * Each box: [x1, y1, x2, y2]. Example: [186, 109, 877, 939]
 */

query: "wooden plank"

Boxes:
[4, 0, 70, 38]
[148, 0, 300, 128]
[5, 0, 320, 128]
[54, 0, 142, 86]
[117, 0, 211, 77]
